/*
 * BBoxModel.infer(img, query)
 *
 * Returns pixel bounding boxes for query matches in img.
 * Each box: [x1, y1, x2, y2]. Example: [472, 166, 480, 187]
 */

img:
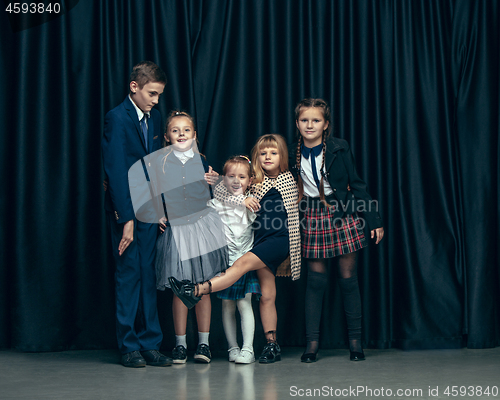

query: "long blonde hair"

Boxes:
[251, 134, 289, 184]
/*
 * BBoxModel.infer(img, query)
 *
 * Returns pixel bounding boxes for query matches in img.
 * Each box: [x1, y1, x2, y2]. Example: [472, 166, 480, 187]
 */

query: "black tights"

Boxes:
[304, 252, 362, 354]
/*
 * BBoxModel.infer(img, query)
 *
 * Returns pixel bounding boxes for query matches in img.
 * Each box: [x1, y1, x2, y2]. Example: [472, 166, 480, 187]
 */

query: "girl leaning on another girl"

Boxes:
[170, 133, 300, 364]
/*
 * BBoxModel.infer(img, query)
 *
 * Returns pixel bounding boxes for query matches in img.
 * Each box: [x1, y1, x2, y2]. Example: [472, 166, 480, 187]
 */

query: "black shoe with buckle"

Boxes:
[121, 350, 146, 368]
[194, 344, 212, 363]
[259, 342, 281, 364]
[141, 350, 172, 366]
[168, 277, 201, 309]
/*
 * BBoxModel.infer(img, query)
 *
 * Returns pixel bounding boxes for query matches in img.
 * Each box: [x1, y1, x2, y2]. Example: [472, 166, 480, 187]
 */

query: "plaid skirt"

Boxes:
[217, 270, 262, 300]
[300, 197, 367, 259]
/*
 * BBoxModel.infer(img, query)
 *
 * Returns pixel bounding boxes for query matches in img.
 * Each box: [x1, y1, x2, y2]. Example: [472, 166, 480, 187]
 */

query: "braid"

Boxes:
[319, 132, 328, 207]
[294, 98, 332, 207]
[296, 136, 304, 203]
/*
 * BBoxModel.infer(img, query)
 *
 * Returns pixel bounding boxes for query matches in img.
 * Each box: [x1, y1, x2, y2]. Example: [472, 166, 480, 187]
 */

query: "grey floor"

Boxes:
[1, 347, 499, 399]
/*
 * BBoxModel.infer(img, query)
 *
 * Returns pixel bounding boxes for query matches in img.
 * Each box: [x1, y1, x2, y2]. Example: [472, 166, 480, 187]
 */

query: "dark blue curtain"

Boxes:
[1, 0, 498, 352]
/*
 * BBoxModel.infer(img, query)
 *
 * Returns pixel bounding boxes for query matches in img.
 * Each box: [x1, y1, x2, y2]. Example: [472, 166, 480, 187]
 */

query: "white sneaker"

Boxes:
[235, 348, 255, 364]
[228, 347, 240, 362]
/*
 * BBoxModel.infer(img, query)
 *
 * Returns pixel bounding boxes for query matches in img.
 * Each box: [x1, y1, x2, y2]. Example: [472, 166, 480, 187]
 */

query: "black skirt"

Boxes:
[249, 188, 289, 274]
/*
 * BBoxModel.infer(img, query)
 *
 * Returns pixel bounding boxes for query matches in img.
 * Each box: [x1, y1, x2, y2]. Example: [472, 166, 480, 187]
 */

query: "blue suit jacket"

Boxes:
[102, 96, 163, 223]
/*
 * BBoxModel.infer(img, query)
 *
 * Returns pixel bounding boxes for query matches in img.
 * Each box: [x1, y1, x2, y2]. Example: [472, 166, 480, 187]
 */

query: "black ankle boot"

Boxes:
[259, 342, 281, 364]
[350, 350, 365, 361]
[349, 339, 365, 361]
[301, 341, 319, 363]
[301, 351, 317, 363]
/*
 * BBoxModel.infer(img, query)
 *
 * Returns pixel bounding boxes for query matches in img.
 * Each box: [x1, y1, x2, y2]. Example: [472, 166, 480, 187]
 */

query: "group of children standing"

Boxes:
[102, 61, 384, 368]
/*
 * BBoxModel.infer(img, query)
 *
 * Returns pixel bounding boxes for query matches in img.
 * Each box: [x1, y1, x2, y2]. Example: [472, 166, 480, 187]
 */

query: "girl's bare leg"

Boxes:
[254, 266, 281, 363]
[172, 294, 188, 336]
[172, 292, 211, 333]
[256, 267, 277, 341]
[197, 252, 267, 295]
[195, 294, 211, 332]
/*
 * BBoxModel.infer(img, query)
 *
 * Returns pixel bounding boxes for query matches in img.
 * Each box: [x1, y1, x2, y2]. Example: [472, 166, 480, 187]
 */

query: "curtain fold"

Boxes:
[0, 0, 498, 352]
[451, 0, 500, 349]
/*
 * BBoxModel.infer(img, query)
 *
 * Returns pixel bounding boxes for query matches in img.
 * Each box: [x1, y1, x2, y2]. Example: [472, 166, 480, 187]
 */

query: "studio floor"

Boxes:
[0, 347, 499, 399]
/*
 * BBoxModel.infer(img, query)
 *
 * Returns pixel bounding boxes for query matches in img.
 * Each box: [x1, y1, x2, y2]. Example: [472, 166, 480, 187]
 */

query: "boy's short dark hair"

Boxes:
[129, 61, 167, 89]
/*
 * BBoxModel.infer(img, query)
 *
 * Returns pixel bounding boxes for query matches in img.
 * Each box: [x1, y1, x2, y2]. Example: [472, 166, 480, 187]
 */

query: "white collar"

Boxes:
[128, 94, 150, 121]
[173, 147, 195, 162]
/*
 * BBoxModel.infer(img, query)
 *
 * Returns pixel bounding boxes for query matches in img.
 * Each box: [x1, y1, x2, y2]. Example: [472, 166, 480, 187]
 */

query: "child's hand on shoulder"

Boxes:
[244, 196, 260, 212]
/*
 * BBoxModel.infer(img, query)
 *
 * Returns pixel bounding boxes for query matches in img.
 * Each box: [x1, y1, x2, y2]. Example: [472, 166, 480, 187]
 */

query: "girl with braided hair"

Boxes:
[290, 98, 384, 362]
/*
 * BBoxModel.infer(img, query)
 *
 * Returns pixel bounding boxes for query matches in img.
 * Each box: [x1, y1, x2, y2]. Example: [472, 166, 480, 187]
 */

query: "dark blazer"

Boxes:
[289, 137, 383, 231]
[101, 95, 164, 354]
[102, 96, 163, 223]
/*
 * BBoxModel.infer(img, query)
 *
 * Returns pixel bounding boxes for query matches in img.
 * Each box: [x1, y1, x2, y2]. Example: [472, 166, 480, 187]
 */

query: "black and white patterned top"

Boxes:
[213, 171, 301, 280]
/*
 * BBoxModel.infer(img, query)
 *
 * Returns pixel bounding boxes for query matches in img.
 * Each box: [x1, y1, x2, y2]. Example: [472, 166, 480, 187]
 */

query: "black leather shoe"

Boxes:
[168, 277, 201, 309]
[259, 342, 281, 363]
[141, 349, 173, 366]
[350, 351, 366, 361]
[121, 351, 146, 368]
[301, 352, 317, 363]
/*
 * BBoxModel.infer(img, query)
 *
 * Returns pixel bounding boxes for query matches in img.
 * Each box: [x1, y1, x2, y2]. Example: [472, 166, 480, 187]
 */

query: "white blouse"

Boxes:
[207, 198, 256, 266]
[301, 151, 333, 197]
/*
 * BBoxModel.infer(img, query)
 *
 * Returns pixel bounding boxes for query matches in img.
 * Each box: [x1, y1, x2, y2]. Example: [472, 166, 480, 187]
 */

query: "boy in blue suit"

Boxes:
[102, 61, 171, 367]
